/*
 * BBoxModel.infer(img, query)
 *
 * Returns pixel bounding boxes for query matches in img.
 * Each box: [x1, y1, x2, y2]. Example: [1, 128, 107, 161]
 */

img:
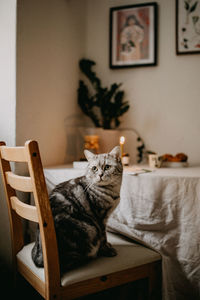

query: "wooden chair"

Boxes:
[0, 140, 162, 300]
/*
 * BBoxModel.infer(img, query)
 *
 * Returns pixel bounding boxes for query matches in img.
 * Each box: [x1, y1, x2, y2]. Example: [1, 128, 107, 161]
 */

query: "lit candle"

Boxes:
[119, 136, 125, 158]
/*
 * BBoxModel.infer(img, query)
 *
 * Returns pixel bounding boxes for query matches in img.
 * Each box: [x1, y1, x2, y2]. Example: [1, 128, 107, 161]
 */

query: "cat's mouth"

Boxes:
[97, 178, 105, 184]
[96, 178, 111, 186]
[97, 175, 104, 182]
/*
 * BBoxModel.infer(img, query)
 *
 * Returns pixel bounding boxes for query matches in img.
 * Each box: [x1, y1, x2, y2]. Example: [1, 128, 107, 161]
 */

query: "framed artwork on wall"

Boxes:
[176, 0, 200, 54]
[109, 2, 158, 69]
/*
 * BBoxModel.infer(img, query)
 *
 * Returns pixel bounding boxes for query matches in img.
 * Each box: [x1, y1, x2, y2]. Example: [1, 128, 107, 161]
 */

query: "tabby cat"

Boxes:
[32, 146, 123, 272]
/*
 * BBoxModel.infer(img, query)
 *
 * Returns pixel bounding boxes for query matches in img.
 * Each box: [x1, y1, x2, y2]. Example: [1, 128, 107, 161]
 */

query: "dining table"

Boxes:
[43, 164, 200, 300]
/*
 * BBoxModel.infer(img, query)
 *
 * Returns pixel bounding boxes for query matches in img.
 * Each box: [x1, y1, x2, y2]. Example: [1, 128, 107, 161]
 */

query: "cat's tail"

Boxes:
[31, 228, 44, 267]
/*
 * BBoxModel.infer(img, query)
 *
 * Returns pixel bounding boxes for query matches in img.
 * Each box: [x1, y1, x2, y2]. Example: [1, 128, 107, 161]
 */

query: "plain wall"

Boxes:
[84, 0, 200, 165]
[0, 0, 16, 267]
[17, 0, 86, 166]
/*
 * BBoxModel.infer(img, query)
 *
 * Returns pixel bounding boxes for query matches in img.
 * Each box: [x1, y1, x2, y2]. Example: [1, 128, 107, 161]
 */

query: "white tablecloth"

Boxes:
[44, 165, 200, 300]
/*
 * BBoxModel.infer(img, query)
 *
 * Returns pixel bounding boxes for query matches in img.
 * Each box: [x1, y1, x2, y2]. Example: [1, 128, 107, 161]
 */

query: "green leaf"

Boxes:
[79, 59, 101, 90]
[190, 1, 198, 13]
[114, 91, 124, 104]
[192, 15, 199, 24]
[184, 1, 190, 11]
[115, 118, 120, 128]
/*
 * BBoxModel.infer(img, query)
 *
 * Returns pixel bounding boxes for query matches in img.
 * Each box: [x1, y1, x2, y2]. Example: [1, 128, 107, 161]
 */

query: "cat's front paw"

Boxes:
[98, 243, 117, 257]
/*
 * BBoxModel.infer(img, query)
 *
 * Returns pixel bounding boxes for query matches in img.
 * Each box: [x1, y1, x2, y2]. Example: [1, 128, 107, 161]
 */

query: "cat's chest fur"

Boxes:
[86, 182, 120, 223]
[51, 176, 120, 223]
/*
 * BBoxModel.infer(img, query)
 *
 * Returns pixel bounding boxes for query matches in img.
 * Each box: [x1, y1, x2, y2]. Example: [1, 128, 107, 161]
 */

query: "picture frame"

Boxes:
[109, 2, 158, 69]
[176, 0, 200, 55]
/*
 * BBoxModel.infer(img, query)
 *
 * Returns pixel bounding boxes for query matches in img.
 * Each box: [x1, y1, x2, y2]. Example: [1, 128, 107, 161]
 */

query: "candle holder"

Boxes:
[122, 153, 130, 166]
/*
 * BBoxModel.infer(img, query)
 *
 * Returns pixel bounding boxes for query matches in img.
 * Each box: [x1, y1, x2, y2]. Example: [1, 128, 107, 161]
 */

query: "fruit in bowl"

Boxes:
[161, 153, 188, 162]
[160, 153, 188, 167]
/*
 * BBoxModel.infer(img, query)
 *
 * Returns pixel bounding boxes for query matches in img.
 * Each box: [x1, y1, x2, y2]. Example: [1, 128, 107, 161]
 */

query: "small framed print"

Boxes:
[109, 2, 158, 68]
[176, 0, 200, 54]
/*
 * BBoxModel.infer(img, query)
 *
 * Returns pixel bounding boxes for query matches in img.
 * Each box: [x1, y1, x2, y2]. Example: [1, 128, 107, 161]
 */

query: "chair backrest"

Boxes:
[0, 140, 60, 297]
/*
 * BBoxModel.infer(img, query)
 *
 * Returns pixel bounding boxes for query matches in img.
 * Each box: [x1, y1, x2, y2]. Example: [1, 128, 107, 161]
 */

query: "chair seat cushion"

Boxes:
[16, 232, 161, 287]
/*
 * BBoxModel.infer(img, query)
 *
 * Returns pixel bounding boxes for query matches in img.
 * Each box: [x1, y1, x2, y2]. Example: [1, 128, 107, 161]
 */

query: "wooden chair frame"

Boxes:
[0, 140, 161, 300]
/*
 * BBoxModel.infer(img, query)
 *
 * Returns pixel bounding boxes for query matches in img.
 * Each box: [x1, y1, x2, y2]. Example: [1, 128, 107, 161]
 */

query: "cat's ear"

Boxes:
[84, 149, 95, 161]
[109, 146, 121, 158]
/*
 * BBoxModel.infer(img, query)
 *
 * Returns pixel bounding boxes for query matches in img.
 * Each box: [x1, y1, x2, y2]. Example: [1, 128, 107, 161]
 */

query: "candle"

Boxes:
[119, 136, 125, 158]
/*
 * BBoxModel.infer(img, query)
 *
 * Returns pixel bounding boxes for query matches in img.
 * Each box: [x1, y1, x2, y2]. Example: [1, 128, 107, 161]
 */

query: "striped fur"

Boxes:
[32, 146, 123, 272]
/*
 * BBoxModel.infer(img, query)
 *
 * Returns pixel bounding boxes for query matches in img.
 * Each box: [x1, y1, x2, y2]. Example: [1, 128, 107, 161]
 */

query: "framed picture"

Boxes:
[176, 0, 200, 54]
[109, 2, 158, 68]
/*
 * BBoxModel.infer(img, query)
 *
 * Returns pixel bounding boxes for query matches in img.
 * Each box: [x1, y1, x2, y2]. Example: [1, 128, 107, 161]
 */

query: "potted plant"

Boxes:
[77, 59, 130, 153]
[78, 59, 130, 130]
[77, 59, 146, 162]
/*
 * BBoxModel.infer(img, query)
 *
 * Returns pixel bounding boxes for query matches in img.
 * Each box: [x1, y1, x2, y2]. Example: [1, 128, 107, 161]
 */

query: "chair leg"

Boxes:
[148, 261, 162, 300]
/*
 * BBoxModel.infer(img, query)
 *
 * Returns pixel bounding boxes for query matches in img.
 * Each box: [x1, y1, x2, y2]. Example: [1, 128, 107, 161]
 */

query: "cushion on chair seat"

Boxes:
[16, 232, 161, 287]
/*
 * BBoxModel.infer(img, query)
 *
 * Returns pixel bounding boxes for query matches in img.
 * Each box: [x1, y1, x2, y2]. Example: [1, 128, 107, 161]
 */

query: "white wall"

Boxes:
[0, 0, 16, 266]
[17, 0, 86, 166]
[84, 0, 200, 165]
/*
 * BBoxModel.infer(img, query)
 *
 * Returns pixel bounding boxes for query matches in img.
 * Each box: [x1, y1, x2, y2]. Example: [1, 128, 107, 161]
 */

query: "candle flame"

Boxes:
[120, 136, 125, 144]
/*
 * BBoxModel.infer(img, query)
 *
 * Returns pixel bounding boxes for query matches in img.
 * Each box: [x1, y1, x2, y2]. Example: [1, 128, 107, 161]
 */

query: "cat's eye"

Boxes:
[104, 164, 111, 170]
[92, 166, 97, 172]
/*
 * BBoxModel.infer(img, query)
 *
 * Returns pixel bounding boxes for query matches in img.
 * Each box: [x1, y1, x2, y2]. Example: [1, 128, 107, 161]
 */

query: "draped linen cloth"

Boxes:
[44, 165, 200, 300]
[107, 167, 200, 300]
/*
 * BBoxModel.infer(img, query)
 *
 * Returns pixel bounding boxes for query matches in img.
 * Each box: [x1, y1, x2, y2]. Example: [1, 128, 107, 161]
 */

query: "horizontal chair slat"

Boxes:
[1, 146, 27, 162]
[11, 196, 38, 223]
[6, 171, 33, 192]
